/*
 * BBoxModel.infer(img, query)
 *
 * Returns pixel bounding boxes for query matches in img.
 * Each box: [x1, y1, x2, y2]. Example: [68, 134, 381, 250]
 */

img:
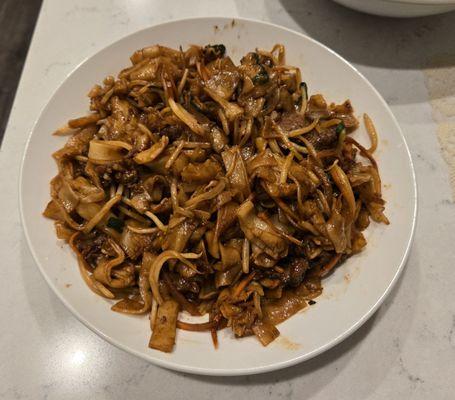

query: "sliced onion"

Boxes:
[176, 320, 217, 331]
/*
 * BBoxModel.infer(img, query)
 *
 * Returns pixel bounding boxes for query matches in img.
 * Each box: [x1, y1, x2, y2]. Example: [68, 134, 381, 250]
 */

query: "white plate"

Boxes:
[20, 17, 417, 376]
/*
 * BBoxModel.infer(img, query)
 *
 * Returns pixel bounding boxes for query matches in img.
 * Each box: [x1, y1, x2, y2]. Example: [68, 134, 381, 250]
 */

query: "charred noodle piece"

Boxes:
[45, 43, 388, 353]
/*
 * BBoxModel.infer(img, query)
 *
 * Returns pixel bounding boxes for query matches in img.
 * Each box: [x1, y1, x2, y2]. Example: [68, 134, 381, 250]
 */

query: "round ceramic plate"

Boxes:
[20, 17, 416, 376]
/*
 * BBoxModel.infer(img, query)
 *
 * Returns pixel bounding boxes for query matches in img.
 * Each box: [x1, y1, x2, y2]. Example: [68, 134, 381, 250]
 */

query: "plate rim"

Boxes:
[19, 16, 418, 376]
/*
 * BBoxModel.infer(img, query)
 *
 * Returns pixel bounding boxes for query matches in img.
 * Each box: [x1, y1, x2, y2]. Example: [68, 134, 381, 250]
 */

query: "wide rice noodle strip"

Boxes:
[330, 164, 356, 221]
[148, 250, 201, 305]
[88, 140, 132, 164]
[50, 174, 79, 212]
[149, 299, 179, 353]
[262, 289, 307, 326]
[54, 221, 75, 241]
[111, 252, 155, 314]
[203, 86, 243, 121]
[363, 113, 378, 154]
[83, 194, 121, 233]
[134, 135, 169, 164]
[48, 199, 85, 230]
[168, 98, 206, 136]
[69, 233, 115, 299]
[92, 239, 134, 288]
[259, 212, 303, 247]
[222, 148, 250, 199]
[252, 320, 280, 346]
[70, 176, 105, 204]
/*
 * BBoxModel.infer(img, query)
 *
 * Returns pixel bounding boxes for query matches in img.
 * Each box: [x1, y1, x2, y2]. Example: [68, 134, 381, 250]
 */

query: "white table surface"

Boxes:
[1, 1, 455, 399]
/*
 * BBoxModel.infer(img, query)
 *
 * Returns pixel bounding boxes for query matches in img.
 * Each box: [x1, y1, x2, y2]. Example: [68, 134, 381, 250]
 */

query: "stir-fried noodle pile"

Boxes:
[44, 44, 388, 352]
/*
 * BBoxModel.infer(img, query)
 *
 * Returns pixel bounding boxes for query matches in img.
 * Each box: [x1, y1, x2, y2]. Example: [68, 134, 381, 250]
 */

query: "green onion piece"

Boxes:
[107, 217, 124, 233]
[335, 122, 345, 135]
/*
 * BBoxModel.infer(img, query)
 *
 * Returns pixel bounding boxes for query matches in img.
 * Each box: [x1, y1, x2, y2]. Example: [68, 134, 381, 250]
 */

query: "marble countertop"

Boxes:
[1, 0, 454, 398]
